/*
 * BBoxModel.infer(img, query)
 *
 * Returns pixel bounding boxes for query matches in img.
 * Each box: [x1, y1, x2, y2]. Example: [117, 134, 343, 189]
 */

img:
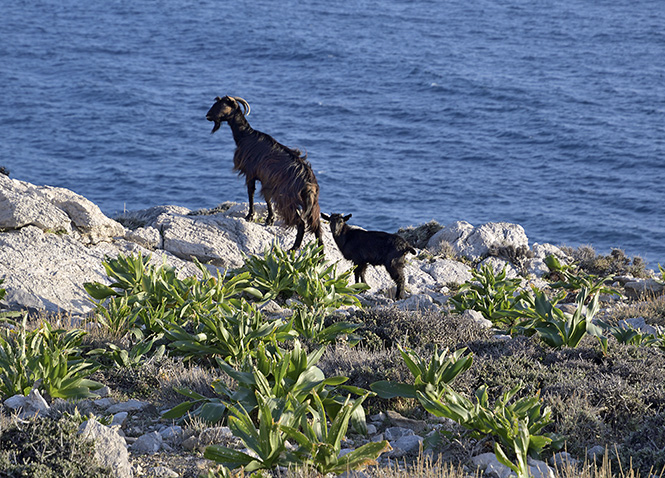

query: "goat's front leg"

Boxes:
[354, 263, 368, 284]
[245, 178, 256, 222]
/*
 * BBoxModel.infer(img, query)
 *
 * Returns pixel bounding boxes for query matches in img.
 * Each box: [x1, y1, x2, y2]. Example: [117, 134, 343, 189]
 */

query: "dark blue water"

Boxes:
[2, 0, 664, 266]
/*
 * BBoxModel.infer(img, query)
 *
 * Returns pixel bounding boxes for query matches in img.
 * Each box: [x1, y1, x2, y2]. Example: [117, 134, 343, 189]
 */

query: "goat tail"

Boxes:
[303, 180, 321, 236]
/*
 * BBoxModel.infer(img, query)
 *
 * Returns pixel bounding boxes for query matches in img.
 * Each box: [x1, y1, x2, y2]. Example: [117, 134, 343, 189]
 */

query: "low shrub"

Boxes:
[0, 414, 110, 477]
[344, 307, 492, 351]
[559, 245, 648, 278]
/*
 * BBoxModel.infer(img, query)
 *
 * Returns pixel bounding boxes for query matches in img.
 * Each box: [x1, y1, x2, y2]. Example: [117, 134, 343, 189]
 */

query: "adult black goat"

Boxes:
[206, 96, 322, 250]
[321, 213, 416, 299]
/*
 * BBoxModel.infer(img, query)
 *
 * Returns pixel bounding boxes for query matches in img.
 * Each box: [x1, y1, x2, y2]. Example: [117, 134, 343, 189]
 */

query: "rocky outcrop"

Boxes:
[1, 177, 571, 315]
[0, 174, 124, 244]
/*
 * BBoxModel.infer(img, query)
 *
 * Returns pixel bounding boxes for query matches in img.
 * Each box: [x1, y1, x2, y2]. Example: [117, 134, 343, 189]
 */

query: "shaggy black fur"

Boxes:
[206, 96, 322, 250]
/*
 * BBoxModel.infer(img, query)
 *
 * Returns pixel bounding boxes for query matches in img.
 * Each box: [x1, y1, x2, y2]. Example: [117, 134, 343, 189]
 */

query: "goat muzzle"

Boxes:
[208, 117, 221, 134]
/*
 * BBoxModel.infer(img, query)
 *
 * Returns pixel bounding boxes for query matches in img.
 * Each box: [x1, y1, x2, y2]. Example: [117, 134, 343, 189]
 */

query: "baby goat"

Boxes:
[206, 96, 322, 250]
[322, 213, 416, 299]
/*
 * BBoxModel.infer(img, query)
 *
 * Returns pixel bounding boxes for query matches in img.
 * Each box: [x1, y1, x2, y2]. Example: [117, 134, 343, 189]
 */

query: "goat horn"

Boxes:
[232, 96, 250, 116]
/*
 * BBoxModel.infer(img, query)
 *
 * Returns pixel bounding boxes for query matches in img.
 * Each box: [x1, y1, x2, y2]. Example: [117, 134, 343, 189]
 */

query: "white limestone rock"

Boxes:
[130, 431, 163, 454]
[4, 389, 50, 418]
[428, 221, 529, 261]
[471, 452, 554, 478]
[79, 419, 133, 478]
[0, 174, 124, 244]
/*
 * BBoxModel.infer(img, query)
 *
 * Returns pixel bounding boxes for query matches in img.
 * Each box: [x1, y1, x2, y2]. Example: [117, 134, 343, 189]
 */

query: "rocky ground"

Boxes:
[2, 174, 665, 478]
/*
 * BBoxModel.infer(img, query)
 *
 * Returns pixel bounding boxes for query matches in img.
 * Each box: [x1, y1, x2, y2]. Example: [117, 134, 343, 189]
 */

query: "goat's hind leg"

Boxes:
[386, 259, 407, 300]
[264, 200, 275, 226]
[291, 220, 306, 250]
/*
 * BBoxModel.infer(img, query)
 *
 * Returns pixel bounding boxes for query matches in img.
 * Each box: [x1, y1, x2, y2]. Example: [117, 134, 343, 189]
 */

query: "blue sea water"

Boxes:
[1, 0, 664, 266]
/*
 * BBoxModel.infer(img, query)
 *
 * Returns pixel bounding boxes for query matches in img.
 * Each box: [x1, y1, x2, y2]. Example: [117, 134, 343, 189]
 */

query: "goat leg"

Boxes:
[354, 263, 368, 284]
[386, 261, 407, 300]
[291, 221, 305, 250]
[245, 179, 256, 222]
[265, 199, 275, 226]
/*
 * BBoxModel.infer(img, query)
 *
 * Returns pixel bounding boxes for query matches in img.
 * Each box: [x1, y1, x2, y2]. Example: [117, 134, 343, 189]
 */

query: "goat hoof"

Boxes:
[265, 216, 275, 226]
[245, 213, 255, 222]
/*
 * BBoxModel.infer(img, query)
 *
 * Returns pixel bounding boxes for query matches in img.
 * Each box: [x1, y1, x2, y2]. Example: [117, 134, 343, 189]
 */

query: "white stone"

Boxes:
[149, 466, 179, 478]
[0, 175, 124, 243]
[472, 452, 554, 478]
[111, 412, 129, 427]
[428, 221, 529, 261]
[479, 257, 520, 278]
[106, 399, 149, 414]
[427, 221, 475, 255]
[79, 419, 133, 478]
[421, 258, 473, 285]
[393, 434, 423, 454]
[130, 431, 163, 454]
[384, 427, 414, 441]
[619, 317, 659, 335]
[462, 309, 492, 328]
[624, 279, 664, 297]
[94, 398, 115, 408]
[396, 293, 436, 311]
[124, 226, 161, 250]
[159, 425, 183, 440]
[3, 389, 50, 418]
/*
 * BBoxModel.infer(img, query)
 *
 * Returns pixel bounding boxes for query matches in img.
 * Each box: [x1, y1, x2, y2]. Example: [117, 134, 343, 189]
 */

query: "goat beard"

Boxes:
[210, 120, 221, 134]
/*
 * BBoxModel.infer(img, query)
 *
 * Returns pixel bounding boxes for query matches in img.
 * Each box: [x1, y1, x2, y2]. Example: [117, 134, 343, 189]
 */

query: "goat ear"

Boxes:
[214, 96, 222, 101]
[321, 213, 330, 221]
[343, 214, 352, 222]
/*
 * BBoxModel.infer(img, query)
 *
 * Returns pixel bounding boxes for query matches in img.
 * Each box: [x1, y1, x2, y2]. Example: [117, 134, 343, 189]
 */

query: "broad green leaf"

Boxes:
[370, 381, 417, 399]
[83, 282, 117, 300]
[326, 440, 392, 474]
[204, 445, 256, 469]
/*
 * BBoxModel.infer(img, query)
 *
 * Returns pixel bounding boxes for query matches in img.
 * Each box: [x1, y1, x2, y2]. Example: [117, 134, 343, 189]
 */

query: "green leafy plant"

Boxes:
[164, 299, 294, 365]
[236, 241, 368, 345]
[282, 392, 391, 475]
[90, 335, 166, 369]
[657, 264, 665, 285]
[449, 264, 524, 326]
[545, 254, 619, 298]
[204, 393, 305, 472]
[597, 321, 665, 353]
[0, 315, 103, 400]
[599, 322, 658, 347]
[89, 295, 140, 338]
[164, 340, 367, 431]
[514, 287, 605, 349]
[289, 305, 363, 346]
[238, 241, 368, 307]
[204, 391, 390, 475]
[371, 345, 473, 401]
[418, 384, 554, 478]
[85, 253, 259, 336]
